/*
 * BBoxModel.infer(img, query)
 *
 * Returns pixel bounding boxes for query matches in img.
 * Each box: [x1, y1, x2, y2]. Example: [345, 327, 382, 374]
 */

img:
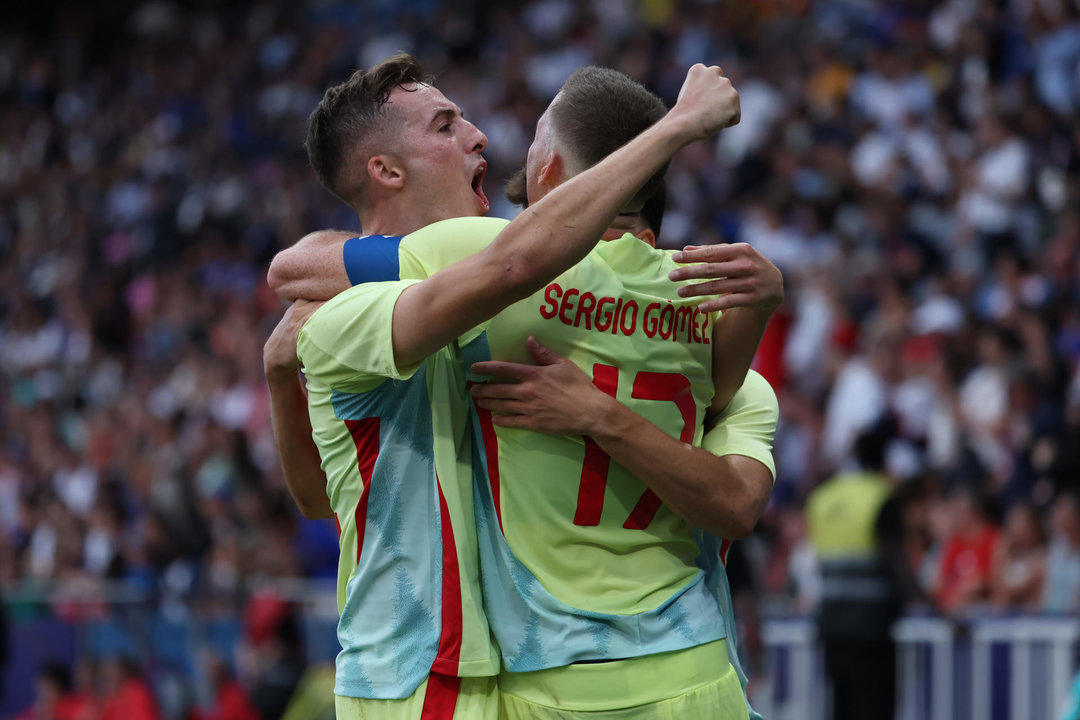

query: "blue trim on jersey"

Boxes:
[328, 366, 443, 699]
[460, 334, 727, 672]
[698, 531, 762, 720]
[343, 235, 403, 285]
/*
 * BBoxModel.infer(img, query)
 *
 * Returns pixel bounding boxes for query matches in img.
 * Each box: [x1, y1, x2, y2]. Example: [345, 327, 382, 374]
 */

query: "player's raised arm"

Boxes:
[390, 64, 741, 369]
[471, 339, 776, 538]
[268, 230, 356, 302]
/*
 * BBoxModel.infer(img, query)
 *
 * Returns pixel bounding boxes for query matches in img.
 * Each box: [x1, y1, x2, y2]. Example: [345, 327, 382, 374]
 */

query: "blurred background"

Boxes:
[0, 0, 1078, 718]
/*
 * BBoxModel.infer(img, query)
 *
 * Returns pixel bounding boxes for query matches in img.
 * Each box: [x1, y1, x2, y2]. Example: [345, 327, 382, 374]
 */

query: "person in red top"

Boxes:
[99, 658, 161, 720]
[15, 665, 94, 720]
[936, 484, 1000, 612]
[194, 655, 261, 720]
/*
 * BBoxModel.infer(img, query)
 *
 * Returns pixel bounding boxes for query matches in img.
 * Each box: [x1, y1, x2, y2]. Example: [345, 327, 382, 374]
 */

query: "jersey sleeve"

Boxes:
[342, 234, 402, 284]
[297, 279, 423, 391]
[701, 370, 778, 480]
[398, 216, 509, 279]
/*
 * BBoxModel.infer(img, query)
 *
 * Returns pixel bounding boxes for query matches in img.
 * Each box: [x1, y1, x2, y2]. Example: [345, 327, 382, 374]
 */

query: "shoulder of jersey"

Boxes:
[405, 215, 511, 242]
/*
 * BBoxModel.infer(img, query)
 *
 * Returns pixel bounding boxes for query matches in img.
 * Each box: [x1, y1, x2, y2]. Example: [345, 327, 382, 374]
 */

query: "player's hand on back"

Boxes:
[264, 299, 324, 381]
[667, 63, 741, 143]
[667, 243, 784, 314]
[470, 337, 616, 437]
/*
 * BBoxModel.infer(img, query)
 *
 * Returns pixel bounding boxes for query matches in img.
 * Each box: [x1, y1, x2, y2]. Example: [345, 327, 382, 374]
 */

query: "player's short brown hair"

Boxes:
[549, 66, 669, 208]
[305, 53, 433, 206]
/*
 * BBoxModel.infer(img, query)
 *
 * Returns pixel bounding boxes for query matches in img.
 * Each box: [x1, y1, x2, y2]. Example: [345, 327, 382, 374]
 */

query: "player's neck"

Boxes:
[356, 201, 429, 238]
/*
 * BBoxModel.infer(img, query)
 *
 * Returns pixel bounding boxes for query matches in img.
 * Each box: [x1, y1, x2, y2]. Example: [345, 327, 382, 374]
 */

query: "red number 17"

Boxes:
[573, 364, 696, 530]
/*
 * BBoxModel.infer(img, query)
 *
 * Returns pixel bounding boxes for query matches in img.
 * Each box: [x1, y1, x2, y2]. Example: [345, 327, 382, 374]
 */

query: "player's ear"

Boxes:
[537, 151, 564, 191]
[635, 227, 656, 248]
[368, 154, 405, 190]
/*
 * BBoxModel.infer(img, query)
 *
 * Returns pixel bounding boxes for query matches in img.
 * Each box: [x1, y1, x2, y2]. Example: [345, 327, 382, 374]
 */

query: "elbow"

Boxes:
[722, 511, 758, 540]
[484, 244, 541, 300]
[702, 490, 761, 539]
[493, 261, 533, 299]
[267, 248, 308, 301]
[296, 499, 333, 521]
[267, 251, 292, 298]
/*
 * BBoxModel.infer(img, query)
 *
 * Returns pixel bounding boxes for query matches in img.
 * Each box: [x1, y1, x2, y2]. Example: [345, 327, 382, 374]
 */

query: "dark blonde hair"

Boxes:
[305, 53, 433, 204]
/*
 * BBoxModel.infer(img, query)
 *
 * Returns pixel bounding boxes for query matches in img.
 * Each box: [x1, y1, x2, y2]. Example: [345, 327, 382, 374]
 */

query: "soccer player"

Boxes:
[269, 58, 743, 719]
[270, 64, 776, 718]
[467, 190, 777, 719]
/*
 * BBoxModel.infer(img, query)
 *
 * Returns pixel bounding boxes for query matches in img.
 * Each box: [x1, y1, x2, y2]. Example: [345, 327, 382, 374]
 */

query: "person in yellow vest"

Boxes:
[805, 425, 924, 720]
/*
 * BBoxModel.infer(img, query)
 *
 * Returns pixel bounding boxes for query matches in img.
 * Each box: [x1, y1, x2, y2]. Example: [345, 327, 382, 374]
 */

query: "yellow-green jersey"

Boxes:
[342, 217, 732, 671]
[694, 369, 779, 720]
[297, 275, 499, 700]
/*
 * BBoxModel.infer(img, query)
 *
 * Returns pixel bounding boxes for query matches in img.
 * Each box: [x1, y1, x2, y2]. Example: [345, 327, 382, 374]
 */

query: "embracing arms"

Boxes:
[265, 64, 741, 517]
[471, 338, 777, 538]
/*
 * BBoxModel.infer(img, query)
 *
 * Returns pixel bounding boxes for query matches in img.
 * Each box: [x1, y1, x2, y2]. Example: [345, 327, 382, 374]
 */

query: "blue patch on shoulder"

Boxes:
[344, 235, 403, 285]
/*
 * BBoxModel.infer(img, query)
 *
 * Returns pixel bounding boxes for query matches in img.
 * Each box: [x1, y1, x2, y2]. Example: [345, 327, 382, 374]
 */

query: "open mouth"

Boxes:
[472, 163, 490, 213]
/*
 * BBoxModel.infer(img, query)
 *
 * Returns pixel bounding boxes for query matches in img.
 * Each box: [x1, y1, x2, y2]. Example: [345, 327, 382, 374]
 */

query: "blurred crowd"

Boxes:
[1, 0, 1079, 715]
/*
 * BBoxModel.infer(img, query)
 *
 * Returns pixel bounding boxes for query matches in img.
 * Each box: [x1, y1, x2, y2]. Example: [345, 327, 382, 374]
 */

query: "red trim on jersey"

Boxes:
[419, 672, 461, 720]
[334, 514, 341, 538]
[431, 481, 463, 676]
[719, 538, 733, 566]
[468, 383, 503, 533]
[345, 418, 380, 563]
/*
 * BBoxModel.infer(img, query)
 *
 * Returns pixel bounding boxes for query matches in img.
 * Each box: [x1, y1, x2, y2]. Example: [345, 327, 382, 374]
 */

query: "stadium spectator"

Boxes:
[990, 501, 1048, 609]
[14, 664, 93, 720]
[98, 657, 161, 720]
[1044, 491, 1080, 614]
[243, 594, 303, 720]
[194, 655, 261, 720]
[936, 485, 1001, 612]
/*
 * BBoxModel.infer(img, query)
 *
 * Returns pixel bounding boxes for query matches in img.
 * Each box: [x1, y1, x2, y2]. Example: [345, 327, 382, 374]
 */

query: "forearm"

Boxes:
[267, 370, 333, 519]
[587, 397, 769, 538]
[268, 231, 355, 301]
[709, 306, 773, 413]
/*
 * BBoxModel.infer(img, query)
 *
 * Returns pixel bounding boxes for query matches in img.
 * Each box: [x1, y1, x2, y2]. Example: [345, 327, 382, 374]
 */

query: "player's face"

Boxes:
[391, 84, 490, 221]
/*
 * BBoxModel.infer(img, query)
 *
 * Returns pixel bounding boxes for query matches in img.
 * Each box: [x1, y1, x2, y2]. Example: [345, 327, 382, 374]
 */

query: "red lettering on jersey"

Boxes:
[595, 297, 615, 331]
[623, 372, 695, 529]
[541, 283, 708, 346]
[658, 303, 674, 340]
[574, 364, 619, 526]
[674, 306, 691, 342]
[539, 283, 561, 319]
[610, 299, 624, 334]
[642, 302, 660, 338]
[574, 292, 596, 329]
[620, 300, 638, 336]
[558, 288, 580, 326]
